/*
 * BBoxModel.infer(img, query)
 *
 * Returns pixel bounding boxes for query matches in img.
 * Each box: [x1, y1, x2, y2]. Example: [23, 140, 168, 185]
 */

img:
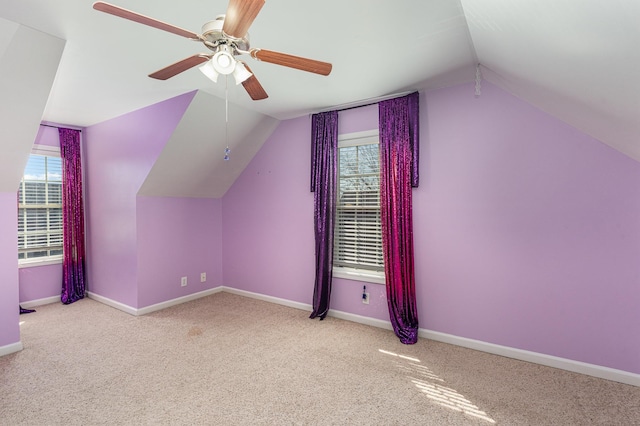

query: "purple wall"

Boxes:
[22, 93, 224, 311]
[19, 265, 60, 303]
[84, 92, 195, 308]
[222, 82, 640, 374]
[136, 196, 223, 308]
[222, 116, 316, 303]
[33, 125, 60, 147]
[221, 104, 385, 311]
[0, 192, 19, 347]
[417, 82, 640, 373]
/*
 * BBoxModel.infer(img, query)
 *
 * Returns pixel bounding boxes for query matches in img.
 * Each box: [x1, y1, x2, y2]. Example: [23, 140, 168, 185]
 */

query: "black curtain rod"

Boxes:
[310, 100, 378, 116]
[40, 123, 82, 132]
[314, 90, 416, 115]
[334, 101, 378, 113]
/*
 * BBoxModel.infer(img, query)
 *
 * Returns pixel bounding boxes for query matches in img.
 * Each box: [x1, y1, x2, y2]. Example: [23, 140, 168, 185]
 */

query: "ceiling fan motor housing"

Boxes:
[201, 15, 250, 52]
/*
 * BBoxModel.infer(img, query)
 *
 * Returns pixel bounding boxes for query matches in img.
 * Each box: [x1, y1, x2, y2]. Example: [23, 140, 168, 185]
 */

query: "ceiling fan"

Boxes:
[92, 0, 333, 101]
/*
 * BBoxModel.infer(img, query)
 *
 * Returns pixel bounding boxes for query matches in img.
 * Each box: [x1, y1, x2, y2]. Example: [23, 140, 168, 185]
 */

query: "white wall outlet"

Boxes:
[200, 272, 206, 283]
[181, 276, 187, 287]
[362, 293, 370, 304]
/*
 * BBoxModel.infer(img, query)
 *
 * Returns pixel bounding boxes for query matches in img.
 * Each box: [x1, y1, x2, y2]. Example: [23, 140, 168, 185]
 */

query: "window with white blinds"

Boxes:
[18, 147, 63, 263]
[333, 130, 384, 278]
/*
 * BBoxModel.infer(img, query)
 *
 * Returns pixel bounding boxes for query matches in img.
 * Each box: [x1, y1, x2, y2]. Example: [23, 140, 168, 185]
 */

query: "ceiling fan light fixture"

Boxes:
[199, 59, 219, 82]
[212, 49, 236, 75]
[232, 61, 252, 85]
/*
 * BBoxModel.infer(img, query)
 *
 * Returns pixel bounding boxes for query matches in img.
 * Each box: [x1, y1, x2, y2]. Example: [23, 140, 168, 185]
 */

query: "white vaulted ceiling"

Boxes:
[462, 0, 640, 161]
[0, 0, 638, 161]
[0, 17, 64, 191]
[138, 91, 279, 198]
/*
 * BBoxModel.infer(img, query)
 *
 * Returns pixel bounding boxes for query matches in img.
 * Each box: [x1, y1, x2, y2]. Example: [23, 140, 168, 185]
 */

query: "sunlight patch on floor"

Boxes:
[379, 349, 496, 424]
[378, 348, 420, 362]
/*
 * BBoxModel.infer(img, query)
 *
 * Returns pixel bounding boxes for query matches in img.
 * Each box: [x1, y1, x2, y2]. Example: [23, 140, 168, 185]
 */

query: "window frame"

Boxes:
[18, 144, 63, 268]
[333, 129, 385, 285]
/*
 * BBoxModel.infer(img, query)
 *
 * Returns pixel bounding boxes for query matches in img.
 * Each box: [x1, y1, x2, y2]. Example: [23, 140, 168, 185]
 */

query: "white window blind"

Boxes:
[334, 131, 384, 273]
[18, 151, 63, 262]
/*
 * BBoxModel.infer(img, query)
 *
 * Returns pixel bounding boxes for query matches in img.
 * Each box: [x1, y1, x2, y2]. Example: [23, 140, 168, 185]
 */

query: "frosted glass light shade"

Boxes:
[199, 60, 219, 82]
[232, 62, 252, 85]
[212, 50, 235, 75]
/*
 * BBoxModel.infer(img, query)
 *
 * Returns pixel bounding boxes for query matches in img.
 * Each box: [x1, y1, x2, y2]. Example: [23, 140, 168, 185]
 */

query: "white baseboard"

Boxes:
[20, 296, 59, 309]
[0, 341, 23, 357]
[87, 292, 138, 315]
[136, 287, 223, 316]
[220, 286, 312, 312]
[87, 287, 224, 316]
[328, 310, 394, 331]
[85, 286, 640, 387]
[421, 329, 640, 387]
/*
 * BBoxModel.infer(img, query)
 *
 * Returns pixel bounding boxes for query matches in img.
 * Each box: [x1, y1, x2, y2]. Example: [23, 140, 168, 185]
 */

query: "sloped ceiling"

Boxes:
[0, 0, 638, 165]
[462, 0, 640, 161]
[139, 91, 278, 198]
[0, 18, 64, 192]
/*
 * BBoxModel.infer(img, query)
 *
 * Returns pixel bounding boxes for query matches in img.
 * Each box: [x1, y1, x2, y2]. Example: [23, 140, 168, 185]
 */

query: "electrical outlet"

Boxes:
[200, 272, 206, 283]
[362, 293, 370, 304]
[181, 276, 188, 287]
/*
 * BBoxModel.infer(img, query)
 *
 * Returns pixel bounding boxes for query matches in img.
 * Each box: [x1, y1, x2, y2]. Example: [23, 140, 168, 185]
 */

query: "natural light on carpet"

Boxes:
[379, 349, 496, 424]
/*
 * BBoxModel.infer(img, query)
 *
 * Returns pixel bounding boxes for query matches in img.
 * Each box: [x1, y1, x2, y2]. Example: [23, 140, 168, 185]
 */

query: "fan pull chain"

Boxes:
[224, 75, 231, 161]
[475, 64, 482, 98]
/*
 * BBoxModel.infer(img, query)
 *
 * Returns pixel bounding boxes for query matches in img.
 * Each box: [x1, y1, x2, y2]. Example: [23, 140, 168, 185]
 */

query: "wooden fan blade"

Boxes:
[93, 2, 200, 40]
[222, 0, 265, 39]
[149, 55, 210, 80]
[250, 49, 332, 76]
[240, 64, 268, 100]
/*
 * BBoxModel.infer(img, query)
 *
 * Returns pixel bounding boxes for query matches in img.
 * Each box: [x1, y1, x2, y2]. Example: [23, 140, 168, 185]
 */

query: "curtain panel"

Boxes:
[309, 111, 339, 319]
[379, 92, 420, 343]
[59, 128, 86, 304]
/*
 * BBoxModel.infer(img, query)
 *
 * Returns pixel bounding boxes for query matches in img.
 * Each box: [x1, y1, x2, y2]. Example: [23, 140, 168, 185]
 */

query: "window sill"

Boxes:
[19, 257, 63, 269]
[333, 267, 385, 285]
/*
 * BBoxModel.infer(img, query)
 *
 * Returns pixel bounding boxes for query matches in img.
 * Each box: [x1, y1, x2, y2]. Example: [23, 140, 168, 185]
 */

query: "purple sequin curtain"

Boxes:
[379, 92, 420, 344]
[309, 111, 338, 319]
[59, 128, 86, 304]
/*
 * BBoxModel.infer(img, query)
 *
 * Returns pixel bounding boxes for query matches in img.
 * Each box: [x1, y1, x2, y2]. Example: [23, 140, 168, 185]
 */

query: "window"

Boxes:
[333, 130, 384, 284]
[18, 146, 63, 265]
